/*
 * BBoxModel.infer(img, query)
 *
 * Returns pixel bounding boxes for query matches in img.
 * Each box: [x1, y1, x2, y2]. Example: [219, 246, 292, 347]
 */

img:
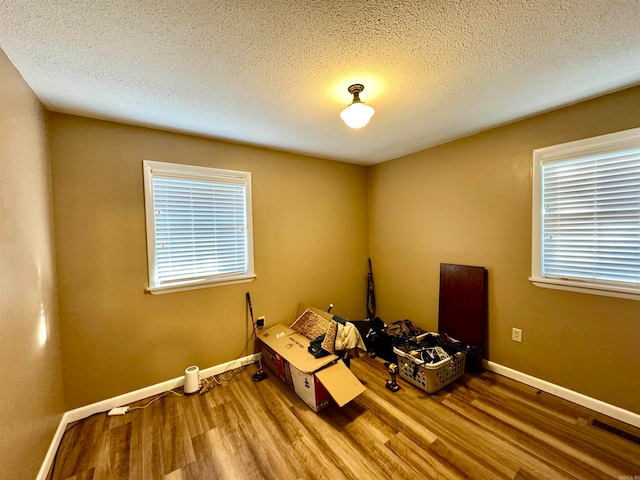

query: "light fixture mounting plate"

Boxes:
[347, 84, 365, 95]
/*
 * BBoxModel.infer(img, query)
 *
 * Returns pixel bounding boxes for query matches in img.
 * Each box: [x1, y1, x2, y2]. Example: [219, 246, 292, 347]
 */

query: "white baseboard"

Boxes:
[36, 353, 260, 480]
[37, 410, 72, 480]
[483, 360, 640, 429]
[38, 355, 639, 479]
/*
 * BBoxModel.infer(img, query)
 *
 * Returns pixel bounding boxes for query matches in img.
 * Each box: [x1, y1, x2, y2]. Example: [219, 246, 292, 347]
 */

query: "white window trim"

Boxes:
[143, 160, 256, 295]
[530, 127, 640, 301]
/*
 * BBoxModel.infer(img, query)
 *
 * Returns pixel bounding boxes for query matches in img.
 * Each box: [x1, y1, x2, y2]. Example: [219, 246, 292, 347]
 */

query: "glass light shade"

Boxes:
[340, 101, 375, 128]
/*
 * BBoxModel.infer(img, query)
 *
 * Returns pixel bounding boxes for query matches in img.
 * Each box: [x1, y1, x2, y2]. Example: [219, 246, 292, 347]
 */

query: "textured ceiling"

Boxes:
[2, 1, 640, 165]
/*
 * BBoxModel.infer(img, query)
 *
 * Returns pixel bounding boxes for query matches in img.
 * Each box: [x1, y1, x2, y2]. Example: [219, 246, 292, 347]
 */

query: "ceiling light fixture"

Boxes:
[340, 84, 375, 128]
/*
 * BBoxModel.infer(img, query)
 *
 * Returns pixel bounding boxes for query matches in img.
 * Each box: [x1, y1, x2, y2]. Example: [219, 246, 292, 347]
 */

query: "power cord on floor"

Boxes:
[48, 388, 185, 479]
[106, 388, 184, 416]
[198, 321, 259, 395]
[127, 389, 184, 411]
[49, 314, 261, 477]
[197, 375, 222, 395]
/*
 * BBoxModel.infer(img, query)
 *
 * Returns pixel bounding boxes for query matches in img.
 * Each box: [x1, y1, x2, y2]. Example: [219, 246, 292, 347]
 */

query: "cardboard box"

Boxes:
[257, 323, 365, 412]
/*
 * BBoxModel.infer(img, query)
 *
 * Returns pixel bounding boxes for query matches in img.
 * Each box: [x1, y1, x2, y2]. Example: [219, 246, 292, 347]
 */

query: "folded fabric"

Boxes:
[386, 319, 425, 338]
[335, 321, 367, 352]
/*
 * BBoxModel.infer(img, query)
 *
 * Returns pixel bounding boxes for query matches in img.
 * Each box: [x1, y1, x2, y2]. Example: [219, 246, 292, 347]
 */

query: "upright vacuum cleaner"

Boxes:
[246, 292, 267, 382]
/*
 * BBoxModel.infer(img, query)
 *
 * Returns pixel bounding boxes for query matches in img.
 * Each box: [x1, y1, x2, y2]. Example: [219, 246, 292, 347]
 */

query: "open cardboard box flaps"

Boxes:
[257, 307, 365, 411]
[258, 324, 335, 373]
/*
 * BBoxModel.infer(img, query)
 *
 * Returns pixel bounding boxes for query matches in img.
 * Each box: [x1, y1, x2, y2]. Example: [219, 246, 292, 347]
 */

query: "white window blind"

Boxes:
[143, 161, 255, 294]
[542, 153, 640, 285]
[531, 127, 640, 300]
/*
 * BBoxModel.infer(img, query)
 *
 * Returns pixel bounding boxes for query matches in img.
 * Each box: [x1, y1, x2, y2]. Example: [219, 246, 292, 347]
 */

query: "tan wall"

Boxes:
[0, 50, 65, 478]
[369, 86, 640, 414]
[48, 114, 369, 408]
[5, 44, 639, 463]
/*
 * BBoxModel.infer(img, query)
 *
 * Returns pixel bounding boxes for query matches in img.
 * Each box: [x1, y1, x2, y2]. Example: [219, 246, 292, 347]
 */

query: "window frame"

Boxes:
[143, 160, 256, 295]
[530, 127, 640, 301]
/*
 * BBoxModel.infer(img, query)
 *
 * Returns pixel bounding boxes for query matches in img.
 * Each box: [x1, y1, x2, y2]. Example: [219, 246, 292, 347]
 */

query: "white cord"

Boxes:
[127, 389, 183, 411]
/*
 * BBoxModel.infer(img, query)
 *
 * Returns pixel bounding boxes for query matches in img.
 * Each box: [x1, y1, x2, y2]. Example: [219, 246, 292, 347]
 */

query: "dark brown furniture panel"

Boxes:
[438, 263, 487, 371]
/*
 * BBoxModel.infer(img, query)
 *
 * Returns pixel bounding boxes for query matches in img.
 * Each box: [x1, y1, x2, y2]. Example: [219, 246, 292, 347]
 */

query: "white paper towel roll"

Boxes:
[184, 365, 200, 394]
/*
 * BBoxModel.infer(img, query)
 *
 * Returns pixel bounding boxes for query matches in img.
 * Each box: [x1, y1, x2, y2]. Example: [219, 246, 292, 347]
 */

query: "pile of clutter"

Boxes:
[394, 331, 466, 365]
[364, 318, 470, 365]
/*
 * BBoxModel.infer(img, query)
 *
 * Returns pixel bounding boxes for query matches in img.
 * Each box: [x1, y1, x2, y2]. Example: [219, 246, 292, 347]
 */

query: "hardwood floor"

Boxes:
[49, 355, 640, 479]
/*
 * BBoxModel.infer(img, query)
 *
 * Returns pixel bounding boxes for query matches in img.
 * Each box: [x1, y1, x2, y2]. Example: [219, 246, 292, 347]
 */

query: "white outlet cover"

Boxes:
[512, 328, 523, 343]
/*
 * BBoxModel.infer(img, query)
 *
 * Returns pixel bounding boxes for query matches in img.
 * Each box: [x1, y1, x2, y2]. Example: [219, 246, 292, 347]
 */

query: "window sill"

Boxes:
[146, 274, 257, 295]
[529, 276, 640, 301]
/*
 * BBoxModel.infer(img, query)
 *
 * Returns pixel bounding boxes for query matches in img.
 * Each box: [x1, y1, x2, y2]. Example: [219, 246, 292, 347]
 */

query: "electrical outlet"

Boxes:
[512, 327, 523, 343]
[257, 315, 265, 327]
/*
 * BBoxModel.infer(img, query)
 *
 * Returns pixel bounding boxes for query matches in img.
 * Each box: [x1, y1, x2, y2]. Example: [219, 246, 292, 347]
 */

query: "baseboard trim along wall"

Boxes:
[38, 355, 640, 478]
[483, 360, 640, 429]
[36, 353, 260, 480]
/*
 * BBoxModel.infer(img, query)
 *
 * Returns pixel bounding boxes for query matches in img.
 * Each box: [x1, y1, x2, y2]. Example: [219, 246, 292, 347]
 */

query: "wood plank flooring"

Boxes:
[49, 355, 640, 479]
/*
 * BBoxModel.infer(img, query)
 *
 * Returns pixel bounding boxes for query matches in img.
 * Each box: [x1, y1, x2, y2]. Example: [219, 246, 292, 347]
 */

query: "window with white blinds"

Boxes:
[143, 160, 255, 294]
[531, 127, 640, 300]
